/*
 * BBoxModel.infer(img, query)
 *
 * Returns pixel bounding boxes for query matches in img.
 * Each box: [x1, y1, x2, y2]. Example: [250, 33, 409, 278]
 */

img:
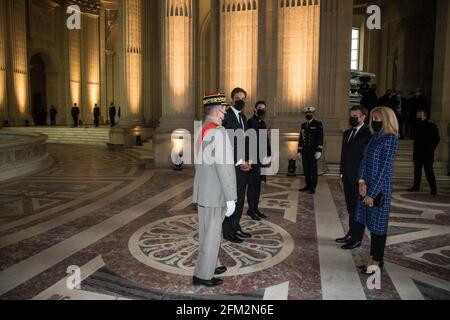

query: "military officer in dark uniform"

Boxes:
[93, 104, 101, 128]
[298, 107, 324, 194]
[71, 103, 80, 128]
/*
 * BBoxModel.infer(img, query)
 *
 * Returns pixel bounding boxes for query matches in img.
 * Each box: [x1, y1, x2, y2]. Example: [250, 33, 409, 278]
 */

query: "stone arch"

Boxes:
[28, 49, 61, 124]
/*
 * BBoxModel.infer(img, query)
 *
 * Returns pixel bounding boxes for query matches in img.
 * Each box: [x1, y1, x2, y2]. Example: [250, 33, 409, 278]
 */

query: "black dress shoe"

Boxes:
[360, 262, 384, 275]
[308, 190, 316, 195]
[256, 211, 267, 219]
[215, 266, 227, 275]
[193, 277, 224, 287]
[341, 241, 362, 250]
[431, 190, 437, 195]
[236, 230, 252, 239]
[299, 187, 310, 192]
[247, 212, 261, 221]
[336, 235, 352, 244]
[408, 187, 420, 192]
[224, 235, 243, 243]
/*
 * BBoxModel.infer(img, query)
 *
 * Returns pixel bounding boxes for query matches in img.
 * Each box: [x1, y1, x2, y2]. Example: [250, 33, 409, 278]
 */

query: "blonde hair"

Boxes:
[369, 106, 400, 137]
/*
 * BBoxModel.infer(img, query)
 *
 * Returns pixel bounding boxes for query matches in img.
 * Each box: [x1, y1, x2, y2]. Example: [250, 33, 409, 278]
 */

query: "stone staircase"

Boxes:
[1, 127, 111, 147]
[325, 140, 449, 180]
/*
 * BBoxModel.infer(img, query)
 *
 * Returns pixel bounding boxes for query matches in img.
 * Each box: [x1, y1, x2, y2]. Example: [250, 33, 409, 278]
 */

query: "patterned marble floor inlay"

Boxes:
[0, 144, 449, 300]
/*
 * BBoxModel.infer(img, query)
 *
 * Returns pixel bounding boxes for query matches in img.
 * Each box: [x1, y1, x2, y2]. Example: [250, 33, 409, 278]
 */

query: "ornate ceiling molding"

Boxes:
[66, 0, 101, 15]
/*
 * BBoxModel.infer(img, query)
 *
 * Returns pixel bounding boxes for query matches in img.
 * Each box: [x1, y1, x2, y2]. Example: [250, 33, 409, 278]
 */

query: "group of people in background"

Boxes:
[68, 102, 118, 128]
[361, 85, 430, 140]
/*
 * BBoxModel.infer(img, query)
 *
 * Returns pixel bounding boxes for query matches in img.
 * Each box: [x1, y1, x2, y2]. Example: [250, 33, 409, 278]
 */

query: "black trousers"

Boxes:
[302, 149, 318, 192]
[72, 116, 79, 127]
[50, 117, 56, 126]
[94, 116, 100, 127]
[110, 117, 115, 128]
[414, 160, 437, 192]
[370, 233, 387, 262]
[343, 177, 365, 241]
[223, 167, 249, 237]
[247, 164, 262, 214]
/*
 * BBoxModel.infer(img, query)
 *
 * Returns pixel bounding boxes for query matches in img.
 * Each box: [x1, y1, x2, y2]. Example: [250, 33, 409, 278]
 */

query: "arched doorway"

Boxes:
[29, 54, 47, 126]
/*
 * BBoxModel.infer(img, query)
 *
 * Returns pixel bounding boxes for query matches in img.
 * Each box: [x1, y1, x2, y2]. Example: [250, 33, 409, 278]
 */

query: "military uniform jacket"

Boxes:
[193, 119, 238, 208]
[298, 119, 324, 153]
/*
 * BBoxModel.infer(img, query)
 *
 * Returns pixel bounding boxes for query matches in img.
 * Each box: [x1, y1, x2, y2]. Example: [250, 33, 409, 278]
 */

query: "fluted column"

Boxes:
[317, 0, 352, 163]
[0, 0, 8, 123]
[118, 0, 144, 127]
[81, 13, 101, 124]
[271, 0, 320, 133]
[219, 0, 259, 115]
[432, 0, 450, 170]
[6, 0, 31, 125]
[158, 0, 196, 132]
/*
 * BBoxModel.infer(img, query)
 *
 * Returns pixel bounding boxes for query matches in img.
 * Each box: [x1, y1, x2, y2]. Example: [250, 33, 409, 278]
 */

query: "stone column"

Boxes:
[153, 0, 197, 168]
[5, 0, 31, 126]
[118, 0, 144, 128]
[99, 8, 107, 124]
[81, 13, 101, 125]
[219, 0, 259, 114]
[317, 0, 353, 164]
[0, 0, 8, 124]
[432, 0, 450, 174]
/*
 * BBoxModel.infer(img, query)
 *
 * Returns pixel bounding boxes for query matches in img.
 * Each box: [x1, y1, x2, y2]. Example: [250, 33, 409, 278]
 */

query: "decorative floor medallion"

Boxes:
[129, 214, 294, 277]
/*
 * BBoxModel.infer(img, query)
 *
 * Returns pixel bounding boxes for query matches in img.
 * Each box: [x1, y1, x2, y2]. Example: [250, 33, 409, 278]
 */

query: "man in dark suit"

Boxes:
[297, 107, 324, 194]
[93, 104, 101, 128]
[222, 87, 252, 244]
[408, 109, 440, 195]
[71, 103, 80, 128]
[247, 101, 272, 221]
[337, 106, 372, 250]
[109, 102, 117, 128]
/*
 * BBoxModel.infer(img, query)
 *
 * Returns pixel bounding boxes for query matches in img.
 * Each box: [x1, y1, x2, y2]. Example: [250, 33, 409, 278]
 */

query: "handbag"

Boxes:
[373, 193, 384, 208]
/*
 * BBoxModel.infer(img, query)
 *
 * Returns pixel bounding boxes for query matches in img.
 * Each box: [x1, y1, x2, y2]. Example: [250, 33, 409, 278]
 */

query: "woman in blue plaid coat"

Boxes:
[356, 107, 399, 275]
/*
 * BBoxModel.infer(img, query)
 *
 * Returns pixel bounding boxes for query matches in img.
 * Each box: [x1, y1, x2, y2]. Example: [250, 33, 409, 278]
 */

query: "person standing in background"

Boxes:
[93, 104, 101, 128]
[71, 103, 80, 128]
[247, 101, 272, 221]
[408, 109, 440, 195]
[109, 102, 117, 128]
[49, 106, 57, 126]
[298, 107, 324, 195]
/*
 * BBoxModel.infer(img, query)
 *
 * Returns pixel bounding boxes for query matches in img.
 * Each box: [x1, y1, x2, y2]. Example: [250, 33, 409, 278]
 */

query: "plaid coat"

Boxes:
[355, 133, 399, 235]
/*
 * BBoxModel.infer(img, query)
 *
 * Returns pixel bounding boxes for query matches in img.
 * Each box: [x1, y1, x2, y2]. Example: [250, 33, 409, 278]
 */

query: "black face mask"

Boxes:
[257, 109, 266, 117]
[350, 117, 359, 127]
[372, 121, 383, 133]
[306, 115, 313, 121]
[234, 100, 245, 111]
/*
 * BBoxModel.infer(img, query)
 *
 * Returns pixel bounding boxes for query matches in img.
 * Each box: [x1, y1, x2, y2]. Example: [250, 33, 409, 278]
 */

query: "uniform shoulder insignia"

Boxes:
[216, 126, 224, 129]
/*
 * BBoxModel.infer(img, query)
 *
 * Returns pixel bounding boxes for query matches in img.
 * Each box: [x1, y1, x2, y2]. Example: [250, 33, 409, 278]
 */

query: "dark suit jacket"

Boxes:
[413, 121, 440, 163]
[223, 108, 248, 164]
[247, 115, 272, 165]
[340, 125, 372, 182]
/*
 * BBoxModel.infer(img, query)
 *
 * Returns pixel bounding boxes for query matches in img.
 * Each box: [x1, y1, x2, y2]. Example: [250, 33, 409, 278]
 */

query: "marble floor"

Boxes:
[0, 145, 449, 300]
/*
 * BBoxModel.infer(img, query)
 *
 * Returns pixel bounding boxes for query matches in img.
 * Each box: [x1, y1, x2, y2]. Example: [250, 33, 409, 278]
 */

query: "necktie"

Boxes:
[239, 113, 245, 130]
[348, 128, 357, 144]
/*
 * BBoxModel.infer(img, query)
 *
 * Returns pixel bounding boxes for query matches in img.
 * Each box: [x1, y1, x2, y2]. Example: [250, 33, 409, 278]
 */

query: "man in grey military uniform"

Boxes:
[192, 93, 237, 287]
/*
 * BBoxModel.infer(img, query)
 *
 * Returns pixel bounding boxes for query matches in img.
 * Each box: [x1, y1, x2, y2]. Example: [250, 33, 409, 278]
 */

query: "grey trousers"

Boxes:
[194, 206, 226, 280]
